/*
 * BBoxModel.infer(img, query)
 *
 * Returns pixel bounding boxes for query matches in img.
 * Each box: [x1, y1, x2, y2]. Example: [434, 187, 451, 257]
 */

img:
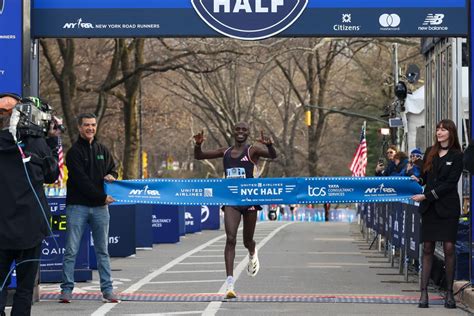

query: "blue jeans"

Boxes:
[60, 205, 113, 294]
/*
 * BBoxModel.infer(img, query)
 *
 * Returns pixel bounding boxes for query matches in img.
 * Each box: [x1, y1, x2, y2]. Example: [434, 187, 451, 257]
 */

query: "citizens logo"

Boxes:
[0, 0, 4, 15]
[418, 14, 448, 31]
[333, 13, 361, 32]
[379, 13, 400, 31]
[63, 18, 95, 29]
[191, 0, 308, 40]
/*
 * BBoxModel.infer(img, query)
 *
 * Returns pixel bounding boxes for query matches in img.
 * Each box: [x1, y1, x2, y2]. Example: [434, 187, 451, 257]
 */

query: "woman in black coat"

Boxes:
[411, 119, 463, 309]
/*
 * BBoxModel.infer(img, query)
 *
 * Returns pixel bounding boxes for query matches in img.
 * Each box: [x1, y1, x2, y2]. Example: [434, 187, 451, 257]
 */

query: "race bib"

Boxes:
[226, 167, 246, 179]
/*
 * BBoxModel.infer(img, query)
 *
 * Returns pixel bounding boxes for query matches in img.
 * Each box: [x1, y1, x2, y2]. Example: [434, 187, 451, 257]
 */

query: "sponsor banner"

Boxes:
[31, 8, 467, 38]
[184, 206, 202, 233]
[151, 205, 180, 243]
[107, 204, 136, 257]
[0, 0, 22, 93]
[200, 205, 220, 230]
[405, 203, 421, 260]
[41, 197, 91, 282]
[105, 177, 422, 205]
[33, 0, 466, 9]
[390, 202, 402, 247]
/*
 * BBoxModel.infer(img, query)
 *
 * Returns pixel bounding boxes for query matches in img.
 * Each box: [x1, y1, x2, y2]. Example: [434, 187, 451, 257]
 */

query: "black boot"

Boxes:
[418, 288, 429, 308]
[444, 290, 456, 309]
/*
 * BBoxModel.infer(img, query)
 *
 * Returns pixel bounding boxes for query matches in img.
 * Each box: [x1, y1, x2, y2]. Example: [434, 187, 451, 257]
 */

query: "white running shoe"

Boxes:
[247, 249, 260, 277]
[225, 281, 237, 299]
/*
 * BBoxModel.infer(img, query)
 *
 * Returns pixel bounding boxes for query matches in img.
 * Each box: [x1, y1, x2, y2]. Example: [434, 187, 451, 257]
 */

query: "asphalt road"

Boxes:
[8, 222, 472, 315]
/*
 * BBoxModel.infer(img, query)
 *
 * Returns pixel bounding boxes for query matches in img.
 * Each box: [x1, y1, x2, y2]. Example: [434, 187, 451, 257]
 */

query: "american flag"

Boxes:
[349, 122, 367, 177]
[57, 138, 64, 186]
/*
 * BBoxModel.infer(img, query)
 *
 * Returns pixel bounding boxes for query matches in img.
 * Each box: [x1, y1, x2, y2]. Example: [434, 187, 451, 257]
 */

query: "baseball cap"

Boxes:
[410, 148, 423, 157]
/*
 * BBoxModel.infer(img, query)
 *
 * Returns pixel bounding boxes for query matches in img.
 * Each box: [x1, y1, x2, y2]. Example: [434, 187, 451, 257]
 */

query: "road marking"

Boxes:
[92, 222, 277, 316]
[177, 262, 221, 265]
[91, 232, 228, 316]
[202, 222, 293, 316]
[148, 280, 223, 284]
[307, 252, 363, 255]
[190, 254, 245, 258]
[164, 270, 226, 274]
[125, 312, 202, 315]
[199, 249, 246, 252]
[313, 238, 355, 241]
[308, 262, 383, 266]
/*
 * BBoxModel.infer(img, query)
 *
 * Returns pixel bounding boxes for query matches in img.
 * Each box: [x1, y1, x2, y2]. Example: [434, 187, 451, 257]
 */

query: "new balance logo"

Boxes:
[241, 156, 249, 162]
[423, 14, 444, 26]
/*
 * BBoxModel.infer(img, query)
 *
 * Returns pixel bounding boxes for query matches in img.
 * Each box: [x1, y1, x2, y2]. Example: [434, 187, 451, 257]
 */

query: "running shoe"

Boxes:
[59, 291, 72, 303]
[247, 249, 260, 277]
[102, 292, 120, 303]
[225, 281, 237, 299]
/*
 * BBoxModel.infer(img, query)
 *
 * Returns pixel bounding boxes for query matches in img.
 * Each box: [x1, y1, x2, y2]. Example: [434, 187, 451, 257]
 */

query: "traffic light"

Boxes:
[305, 110, 311, 127]
[142, 151, 148, 178]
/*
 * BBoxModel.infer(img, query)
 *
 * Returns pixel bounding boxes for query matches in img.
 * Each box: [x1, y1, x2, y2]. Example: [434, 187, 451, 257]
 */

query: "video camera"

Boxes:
[14, 96, 65, 138]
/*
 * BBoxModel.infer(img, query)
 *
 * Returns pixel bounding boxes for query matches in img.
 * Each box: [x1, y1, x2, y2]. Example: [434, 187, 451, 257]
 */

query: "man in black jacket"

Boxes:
[60, 113, 119, 303]
[0, 94, 60, 316]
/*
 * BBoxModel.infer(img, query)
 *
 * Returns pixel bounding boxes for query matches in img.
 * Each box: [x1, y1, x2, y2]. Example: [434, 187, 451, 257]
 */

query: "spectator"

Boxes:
[375, 145, 398, 176]
[390, 151, 409, 176]
[405, 148, 424, 177]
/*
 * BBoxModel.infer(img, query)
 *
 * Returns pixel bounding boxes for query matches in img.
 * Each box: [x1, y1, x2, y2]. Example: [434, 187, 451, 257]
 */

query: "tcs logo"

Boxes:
[192, 0, 308, 40]
[307, 185, 327, 197]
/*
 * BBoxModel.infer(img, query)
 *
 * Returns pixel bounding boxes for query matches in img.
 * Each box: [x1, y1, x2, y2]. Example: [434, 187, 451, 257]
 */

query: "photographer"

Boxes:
[0, 94, 60, 316]
[375, 145, 398, 176]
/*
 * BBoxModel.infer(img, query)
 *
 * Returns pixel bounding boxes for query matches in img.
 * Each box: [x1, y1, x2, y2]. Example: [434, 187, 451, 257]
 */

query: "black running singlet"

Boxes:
[223, 145, 257, 179]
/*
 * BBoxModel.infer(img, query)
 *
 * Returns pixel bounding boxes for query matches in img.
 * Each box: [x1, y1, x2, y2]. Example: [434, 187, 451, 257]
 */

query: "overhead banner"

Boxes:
[32, 0, 467, 38]
[105, 177, 423, 205]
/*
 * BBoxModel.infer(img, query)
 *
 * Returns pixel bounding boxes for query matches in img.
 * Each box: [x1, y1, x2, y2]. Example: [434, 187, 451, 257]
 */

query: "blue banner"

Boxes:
[33, 0, 466, 9]
[0, 0, 22, 93]
[32, 8, 468, 38]
[105, 177, 422, 205]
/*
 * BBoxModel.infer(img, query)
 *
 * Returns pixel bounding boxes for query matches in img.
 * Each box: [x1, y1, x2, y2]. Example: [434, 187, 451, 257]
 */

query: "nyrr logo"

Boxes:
[0, 0, 4, 15]
[63, 18, 95, 29]
[129, 185, 160, 197]
[191, 0, 308, 40]
[364, 183, 396, 194]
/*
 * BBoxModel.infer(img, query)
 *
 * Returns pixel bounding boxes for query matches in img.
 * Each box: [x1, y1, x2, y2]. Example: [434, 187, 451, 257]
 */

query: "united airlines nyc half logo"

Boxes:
[191, 0, 308, 40]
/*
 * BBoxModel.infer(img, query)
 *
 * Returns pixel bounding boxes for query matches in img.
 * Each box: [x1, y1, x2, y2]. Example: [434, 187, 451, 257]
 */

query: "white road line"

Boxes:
[91, 232, 227, 316]
[177, 262, 221, 265]
[199, 249, 246, 252]
[148, 280, 222, 284]
[202, 222, 293, 316]
[125, 312, 202, 316]
[92, 222, 275, 316]
[164, 270, 225, 274]
[190, 254, 245, 258]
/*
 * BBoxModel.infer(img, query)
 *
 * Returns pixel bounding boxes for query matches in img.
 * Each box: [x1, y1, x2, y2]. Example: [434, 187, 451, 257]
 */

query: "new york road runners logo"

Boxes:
[191, 0, 308, 40]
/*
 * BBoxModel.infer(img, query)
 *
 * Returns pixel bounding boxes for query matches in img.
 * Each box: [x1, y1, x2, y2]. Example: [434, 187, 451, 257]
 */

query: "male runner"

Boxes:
[193, 122, 277, 299]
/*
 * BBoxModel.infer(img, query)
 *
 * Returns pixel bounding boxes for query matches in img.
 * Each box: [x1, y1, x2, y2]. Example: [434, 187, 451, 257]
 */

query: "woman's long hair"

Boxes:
[423, 119, 461, 173]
